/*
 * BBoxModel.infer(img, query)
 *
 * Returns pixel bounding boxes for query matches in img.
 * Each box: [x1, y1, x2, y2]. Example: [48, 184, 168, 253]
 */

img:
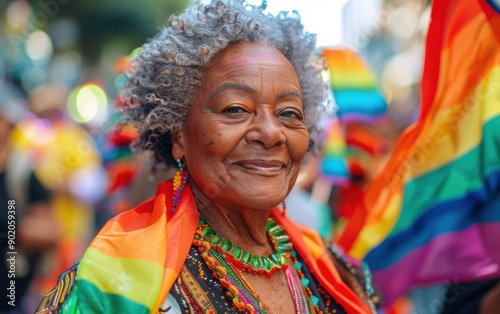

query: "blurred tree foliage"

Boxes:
[25, 0, 189, 64]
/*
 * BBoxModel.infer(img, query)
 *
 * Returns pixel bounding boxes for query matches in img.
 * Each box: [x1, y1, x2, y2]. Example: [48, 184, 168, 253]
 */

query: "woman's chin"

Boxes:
[236, 189, 289, 211]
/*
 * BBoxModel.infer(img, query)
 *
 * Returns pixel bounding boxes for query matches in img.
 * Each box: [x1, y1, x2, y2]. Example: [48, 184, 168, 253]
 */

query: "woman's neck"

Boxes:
[190, 182, 274, 256]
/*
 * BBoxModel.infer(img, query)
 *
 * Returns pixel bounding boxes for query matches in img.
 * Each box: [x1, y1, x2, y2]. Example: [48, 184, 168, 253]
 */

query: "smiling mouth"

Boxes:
[235, 160, 286, 176]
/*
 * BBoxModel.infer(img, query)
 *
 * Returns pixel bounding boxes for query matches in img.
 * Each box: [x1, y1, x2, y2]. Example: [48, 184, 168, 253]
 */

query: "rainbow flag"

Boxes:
[322, 48, 387, 122]
[320, 48, 389, 186]
[345, 122, 389, 156]
[320, 118, 350, 185]
[337, 0, 500, 305]
[320, 120, 389, 183]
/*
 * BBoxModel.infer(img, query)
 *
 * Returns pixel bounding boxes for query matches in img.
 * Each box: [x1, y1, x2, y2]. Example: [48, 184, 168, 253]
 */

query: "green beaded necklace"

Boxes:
[196, 216, 293, 277]
[193, 215, 322, 314]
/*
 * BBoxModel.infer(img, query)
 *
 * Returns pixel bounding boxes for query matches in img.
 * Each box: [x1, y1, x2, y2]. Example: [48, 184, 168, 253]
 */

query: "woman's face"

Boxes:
[173, 42, 309, 210]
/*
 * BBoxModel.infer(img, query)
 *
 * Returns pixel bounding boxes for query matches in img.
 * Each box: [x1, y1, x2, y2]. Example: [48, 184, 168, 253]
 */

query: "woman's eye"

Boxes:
[223, 106, 247, 114]
[280, 109, 303, 120]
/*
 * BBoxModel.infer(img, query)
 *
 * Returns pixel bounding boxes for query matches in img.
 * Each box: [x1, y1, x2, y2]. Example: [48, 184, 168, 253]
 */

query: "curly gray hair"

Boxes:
[121, 0, 328, 167]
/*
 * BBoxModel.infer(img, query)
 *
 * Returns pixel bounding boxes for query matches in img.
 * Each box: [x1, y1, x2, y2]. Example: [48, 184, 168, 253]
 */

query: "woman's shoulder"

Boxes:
[35, 181, 199, 313]
[35, 262, 79, 313]
[110, 195, 157, 223]
[327, 243, 383, 309]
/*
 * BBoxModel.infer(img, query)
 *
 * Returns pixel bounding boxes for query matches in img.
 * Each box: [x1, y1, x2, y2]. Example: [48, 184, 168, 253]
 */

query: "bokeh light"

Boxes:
[67, 84, 108, 123]
[4, 1, 31, 33]
[25, 30, 53, 64]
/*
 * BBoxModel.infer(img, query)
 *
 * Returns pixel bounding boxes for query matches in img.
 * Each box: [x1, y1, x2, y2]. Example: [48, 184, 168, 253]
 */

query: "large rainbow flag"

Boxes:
[337, 0, 500, 305]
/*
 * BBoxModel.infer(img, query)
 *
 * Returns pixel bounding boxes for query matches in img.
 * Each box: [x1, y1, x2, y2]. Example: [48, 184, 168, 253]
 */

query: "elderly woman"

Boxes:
[37, 1, 379, 313]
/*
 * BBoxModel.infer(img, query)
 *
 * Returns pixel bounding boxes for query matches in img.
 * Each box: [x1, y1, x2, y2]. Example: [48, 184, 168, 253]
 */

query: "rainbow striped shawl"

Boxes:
[56, 180, 372, 313]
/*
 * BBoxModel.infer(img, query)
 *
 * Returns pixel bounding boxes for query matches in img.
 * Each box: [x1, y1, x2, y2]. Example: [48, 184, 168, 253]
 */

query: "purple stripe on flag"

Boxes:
[370, 223, 500, 304]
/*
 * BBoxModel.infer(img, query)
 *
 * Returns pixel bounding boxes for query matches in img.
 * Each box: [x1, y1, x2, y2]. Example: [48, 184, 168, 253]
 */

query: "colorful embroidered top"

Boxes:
[36, 180, 378, 313]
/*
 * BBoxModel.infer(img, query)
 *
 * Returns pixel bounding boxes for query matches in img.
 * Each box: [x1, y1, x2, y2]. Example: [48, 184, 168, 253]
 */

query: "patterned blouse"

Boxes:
[157, 244, 380, 313]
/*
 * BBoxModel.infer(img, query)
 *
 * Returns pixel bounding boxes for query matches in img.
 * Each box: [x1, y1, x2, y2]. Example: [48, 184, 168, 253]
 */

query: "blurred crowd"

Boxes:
[0, 0, 186, 310]
[0, 77, 178, 313]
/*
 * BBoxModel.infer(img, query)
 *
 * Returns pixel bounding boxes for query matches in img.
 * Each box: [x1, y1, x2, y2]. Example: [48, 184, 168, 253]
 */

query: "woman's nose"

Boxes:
[244, 108, 286, 148]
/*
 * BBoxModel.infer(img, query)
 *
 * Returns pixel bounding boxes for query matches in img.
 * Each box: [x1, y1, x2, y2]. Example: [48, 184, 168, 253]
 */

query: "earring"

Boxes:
[172, 158, 188, 212]
[281, 200, 287, 216]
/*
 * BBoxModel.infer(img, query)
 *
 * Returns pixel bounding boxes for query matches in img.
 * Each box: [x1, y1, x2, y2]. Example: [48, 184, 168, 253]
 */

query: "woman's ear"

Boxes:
[171, 129, 187, 160]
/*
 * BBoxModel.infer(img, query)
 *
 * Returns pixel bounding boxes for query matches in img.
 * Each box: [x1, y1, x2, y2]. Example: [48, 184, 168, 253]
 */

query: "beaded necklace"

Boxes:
[193, 216, 322, 314]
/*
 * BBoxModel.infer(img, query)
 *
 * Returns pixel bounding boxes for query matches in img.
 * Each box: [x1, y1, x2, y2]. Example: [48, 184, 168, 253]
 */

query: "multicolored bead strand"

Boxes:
[285, 264, 309, 312]
[193, 216, 324, 314]
[193, 219, 273, 313]
[172, 158, 188, 212]
[290, 250, 323, 314]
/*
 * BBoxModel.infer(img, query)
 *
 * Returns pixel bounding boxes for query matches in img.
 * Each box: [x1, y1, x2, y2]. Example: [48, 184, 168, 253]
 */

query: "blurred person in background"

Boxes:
[285, 153, 334, 240]
[11, 84, 106, 297]
[0, 81, 59, 313]
[439, 278, 500, 314]
[96, 132, 174, 230]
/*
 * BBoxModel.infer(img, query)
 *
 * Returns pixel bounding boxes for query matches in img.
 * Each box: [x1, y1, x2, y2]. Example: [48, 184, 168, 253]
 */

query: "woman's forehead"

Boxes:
[212, 42, 295, 70]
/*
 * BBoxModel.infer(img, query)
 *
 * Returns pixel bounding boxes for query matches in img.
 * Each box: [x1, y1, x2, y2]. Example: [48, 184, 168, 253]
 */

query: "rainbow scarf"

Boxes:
[61, 181, 199, 313]
[60, 180, 371, 313]
[337, 0, 500, 304]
